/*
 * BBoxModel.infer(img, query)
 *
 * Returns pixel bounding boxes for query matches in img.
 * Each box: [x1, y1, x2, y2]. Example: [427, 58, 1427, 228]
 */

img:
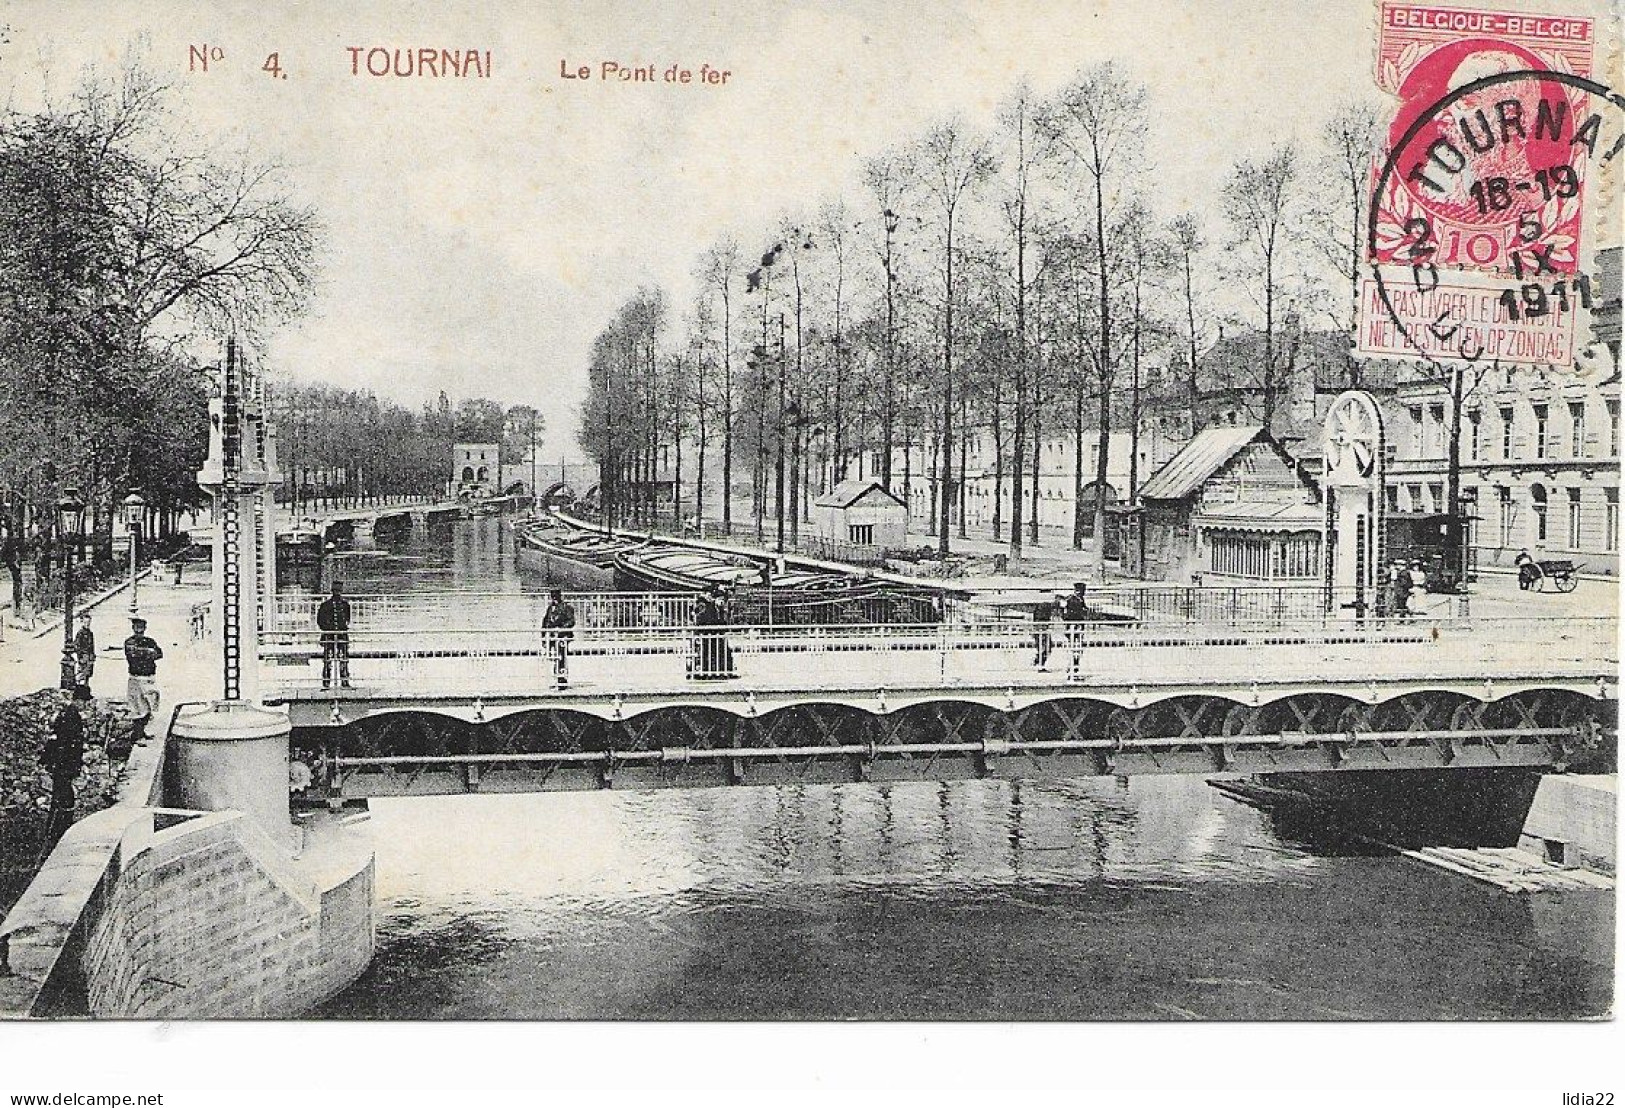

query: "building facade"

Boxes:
[1383, 358, 1620, 576]
[452, 443, 500, 497]
[1380, 247, 1622, 576]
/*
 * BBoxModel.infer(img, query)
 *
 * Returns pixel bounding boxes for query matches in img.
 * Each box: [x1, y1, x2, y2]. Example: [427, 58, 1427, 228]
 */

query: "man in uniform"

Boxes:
[42, 686, 89, 847]
[123, 614, 163, 747]
[540, 588, 577, 690]
[1060, 582, 1091, 682]
[73, 613, 96, 694]
[316, 581, 352, 689]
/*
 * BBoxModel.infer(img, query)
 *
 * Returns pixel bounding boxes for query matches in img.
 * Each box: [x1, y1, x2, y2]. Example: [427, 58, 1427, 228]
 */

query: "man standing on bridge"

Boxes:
[317, 582, 352, 689]
[541, 588, 576, 690]
[1060, 582, 1090, 683]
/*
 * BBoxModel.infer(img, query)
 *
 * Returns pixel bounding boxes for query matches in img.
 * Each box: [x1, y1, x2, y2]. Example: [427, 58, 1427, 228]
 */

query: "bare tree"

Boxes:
[1044, 61, 1149, 576]
[698, 237, 741, 529]
[911, 120, 994, 555]
[1309, 100, 1383, 386]
[1221, 143, 1301, 434]
[992, 81, 1052, 565]
[1169, 213, 1207, 433]
[862, 153, 910, 492]
[818, 200, 854, 487]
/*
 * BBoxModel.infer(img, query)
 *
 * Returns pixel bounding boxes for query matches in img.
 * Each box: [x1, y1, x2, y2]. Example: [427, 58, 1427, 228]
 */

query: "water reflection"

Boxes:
[309, 521, 1612, 1021]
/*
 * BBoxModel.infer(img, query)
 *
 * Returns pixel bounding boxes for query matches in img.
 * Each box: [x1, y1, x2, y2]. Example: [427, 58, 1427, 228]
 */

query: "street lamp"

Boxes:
[56, 487, 86, 690]
[123, 491, 146, 614]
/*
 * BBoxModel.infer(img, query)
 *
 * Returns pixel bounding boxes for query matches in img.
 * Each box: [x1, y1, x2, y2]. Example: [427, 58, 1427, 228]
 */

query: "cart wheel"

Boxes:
[1555, 573, 1579, 593]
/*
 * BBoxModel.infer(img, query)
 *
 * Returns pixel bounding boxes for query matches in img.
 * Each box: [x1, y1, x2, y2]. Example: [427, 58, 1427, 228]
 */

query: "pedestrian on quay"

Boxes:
[122, 615, 163, 748]
[541, 587, 577, 690]
[1060, 581, 1090, 682]
[1387, 561, 1410, 621]
[41, 685, 90, 849]
[316, 581, 352, 689]
[1032, 594, 1059, 670]
[1514, 549, 1540, 591]
[1408, 560, 1430, 616]
[73, 612, 96, 694]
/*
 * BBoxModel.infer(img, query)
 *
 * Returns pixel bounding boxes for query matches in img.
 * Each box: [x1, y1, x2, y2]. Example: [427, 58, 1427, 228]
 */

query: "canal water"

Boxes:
[307, 519, 1613, 1020]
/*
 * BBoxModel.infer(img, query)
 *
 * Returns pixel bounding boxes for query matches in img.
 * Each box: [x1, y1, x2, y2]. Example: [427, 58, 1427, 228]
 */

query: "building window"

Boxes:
[1385, 485, 1400, 513]
[1607, 489, 1619, 552]
[1570, 401, 1586, 458]
[1467, 409, 1481, 459]
[1498, 486, 1513, 546]
[1427, 404, 1445, 457]
[1610, 400, 1620, 458]
[848, 523, 874, 545]
[1531, 484, 1548, 542]
[1533, 404, 1549, 459]
[1208, 533, 1320, 580]
[1500, 406, 1514, 460]
[1566, 488, 1582, 549]
[1409, 407, 1424, 456]
[1427, 483, 1444, 515]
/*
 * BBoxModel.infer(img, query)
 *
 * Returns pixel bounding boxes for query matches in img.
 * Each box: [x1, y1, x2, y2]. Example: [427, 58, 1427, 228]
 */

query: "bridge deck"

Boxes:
[267, 618, 1615, 723]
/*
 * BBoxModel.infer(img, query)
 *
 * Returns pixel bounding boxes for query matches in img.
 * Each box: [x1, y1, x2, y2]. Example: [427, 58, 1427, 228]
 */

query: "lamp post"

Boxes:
[123, 491, 146, 614]
[57, 487, 85, 690]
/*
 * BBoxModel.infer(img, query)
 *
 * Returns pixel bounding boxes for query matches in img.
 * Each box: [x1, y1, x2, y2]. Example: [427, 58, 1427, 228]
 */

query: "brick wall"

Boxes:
[80, 811, 373, 1018]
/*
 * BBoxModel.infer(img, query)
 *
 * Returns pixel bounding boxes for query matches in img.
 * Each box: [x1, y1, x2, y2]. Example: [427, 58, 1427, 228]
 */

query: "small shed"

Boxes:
[812, 480, 908, 547]
[1123, 425, 1321, 582]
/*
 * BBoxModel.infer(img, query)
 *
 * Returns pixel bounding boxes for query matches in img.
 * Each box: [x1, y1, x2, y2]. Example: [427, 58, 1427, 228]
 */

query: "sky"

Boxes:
[0, 0, 1601, 461]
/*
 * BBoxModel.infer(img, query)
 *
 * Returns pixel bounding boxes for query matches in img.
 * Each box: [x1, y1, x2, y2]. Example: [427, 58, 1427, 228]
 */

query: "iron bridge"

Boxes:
[274, 617, 1617, 802]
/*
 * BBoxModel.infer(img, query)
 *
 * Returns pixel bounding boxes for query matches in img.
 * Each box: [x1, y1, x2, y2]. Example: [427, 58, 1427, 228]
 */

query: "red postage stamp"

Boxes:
[1371, 3, 1596, 275]
[1360, 3, 1607, 366]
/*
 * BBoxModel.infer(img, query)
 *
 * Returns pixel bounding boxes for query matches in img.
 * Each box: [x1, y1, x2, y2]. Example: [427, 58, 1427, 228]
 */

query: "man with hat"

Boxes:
[123, 614, 163, 747]
[1060, 582, 1091, 682]
[73, 612, 96, 694]
[540, 587, 577, 690]
[316, 581, 353, 689]
[42, 685, 90, 847]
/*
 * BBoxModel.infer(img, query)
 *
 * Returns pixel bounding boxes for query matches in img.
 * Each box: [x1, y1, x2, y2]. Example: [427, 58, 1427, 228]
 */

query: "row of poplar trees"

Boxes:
[581, 60, 1382, 572]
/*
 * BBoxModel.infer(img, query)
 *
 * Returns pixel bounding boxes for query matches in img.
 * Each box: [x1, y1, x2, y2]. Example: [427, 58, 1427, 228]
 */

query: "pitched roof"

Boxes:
[814, 479, 905, 510]
[1137, 425, 1262, 501]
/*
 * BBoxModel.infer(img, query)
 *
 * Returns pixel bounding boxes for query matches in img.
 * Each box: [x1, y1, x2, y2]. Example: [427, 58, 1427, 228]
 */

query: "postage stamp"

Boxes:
[1359, 2, 1615, 367]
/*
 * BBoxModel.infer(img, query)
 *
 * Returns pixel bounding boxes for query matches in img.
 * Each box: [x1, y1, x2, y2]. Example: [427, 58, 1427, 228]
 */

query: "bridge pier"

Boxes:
[169, 701, 295, 844]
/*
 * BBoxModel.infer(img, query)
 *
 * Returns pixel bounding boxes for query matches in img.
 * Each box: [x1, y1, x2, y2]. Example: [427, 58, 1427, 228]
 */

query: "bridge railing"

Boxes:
[258, 615, 1614, 694]
[274, 591, 697, 631]
[268, 586, 1468, 635]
